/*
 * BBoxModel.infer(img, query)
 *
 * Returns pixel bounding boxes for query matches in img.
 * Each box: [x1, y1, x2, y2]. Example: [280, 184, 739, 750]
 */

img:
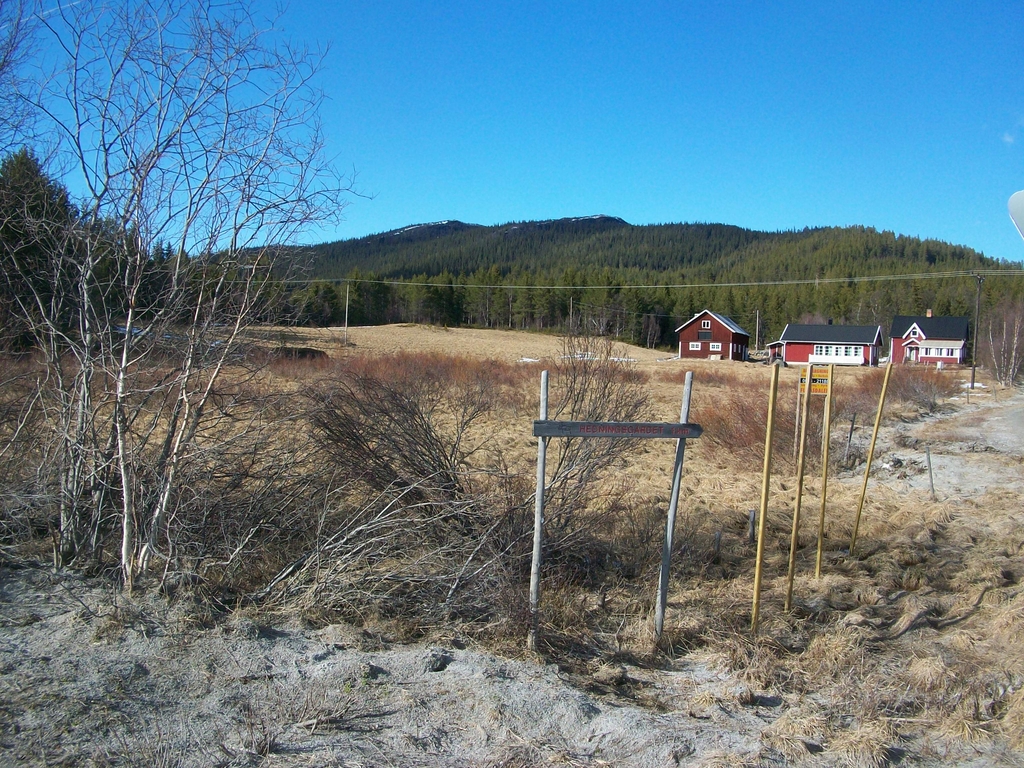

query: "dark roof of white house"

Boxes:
[674, 309, 751, 337]
[891, 315, 969, 340]
[777, 324, 883, 345]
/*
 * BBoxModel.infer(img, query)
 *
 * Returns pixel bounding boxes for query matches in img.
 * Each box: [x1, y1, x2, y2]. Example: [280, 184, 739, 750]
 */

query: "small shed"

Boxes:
[890, 313, 969, 365]
[675, 310, 751, 361]
[767, 324, 883, 366]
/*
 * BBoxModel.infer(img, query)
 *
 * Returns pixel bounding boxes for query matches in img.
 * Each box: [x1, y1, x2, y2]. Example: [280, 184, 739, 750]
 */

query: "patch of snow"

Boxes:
[388, 220, 454, 236]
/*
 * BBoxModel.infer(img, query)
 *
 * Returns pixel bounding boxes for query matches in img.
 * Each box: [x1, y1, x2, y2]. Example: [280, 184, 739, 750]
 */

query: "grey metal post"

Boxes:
[845, 413, 857, 465]
[527, 370, 549, 651]
[926, 446, 936, 501]
[654, 371, 694, 643]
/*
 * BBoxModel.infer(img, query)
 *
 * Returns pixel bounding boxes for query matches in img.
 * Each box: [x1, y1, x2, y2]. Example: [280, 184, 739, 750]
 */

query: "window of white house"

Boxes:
[689, 342, 702, 350]
[710, 342, 722, 351]
[701, 319, 711, 329]
[813, 344, 863, 357]
[947, 348, 955, 357]
[923, 348, 932, 356]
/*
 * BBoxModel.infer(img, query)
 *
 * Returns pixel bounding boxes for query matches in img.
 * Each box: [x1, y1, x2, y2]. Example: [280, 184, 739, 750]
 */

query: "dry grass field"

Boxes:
[3, 323, 1024, 766]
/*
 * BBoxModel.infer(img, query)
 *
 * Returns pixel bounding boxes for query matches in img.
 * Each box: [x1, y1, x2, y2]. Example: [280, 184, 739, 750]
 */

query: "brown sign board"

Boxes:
[533, 420, 703, 439]
[799, 365, 832, 396]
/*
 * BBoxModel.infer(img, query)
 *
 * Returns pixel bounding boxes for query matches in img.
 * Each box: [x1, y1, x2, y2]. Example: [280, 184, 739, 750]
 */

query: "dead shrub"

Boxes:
[723, 635, 790, 689]
[0, 355, 48, 554]
[763, 710, 829, 762]
[260, 337, 653, 642]
[828, 717, 897, 767]
[843, 365, 963, 416]
[660, 366, 741, 390]
[798, 625, 867, 683]
[907, 653, 953, 693]
[692, 381, 797, 468]
[1000, 689, 1024, 750]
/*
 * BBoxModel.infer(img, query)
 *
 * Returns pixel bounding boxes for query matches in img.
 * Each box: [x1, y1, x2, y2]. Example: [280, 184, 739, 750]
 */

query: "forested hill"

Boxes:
[285, 216, 1021, 347]
[303, 216, 993, 283]
[307, 216, 775, 277]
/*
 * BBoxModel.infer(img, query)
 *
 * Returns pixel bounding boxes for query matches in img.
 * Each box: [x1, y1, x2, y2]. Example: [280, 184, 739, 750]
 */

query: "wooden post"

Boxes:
[814, 364, 835, 579]
[850, 361, 893, 555]
[785, 365, 814, 611]
[844, 413, 857, 465]
[751, 363, 780, 634]
[654, 372, 694, 643]
[926, 446, 936, 501]
[793, 377, 802, 463]
[527, 370, 549, 651]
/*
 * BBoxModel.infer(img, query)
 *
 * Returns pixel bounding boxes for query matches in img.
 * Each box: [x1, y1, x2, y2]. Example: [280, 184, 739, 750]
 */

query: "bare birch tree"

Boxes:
[3, 0, 352, 584]
[984, 298, 1024, 387]
[0, 0, 33, 149]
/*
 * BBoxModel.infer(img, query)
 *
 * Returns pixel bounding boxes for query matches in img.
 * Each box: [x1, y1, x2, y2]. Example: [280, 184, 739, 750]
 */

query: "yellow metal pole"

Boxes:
[785, 365, 814, 610]
[850, 361, 893, 555]
[751, 364, 781, 634]
[814, 364, 835, 578]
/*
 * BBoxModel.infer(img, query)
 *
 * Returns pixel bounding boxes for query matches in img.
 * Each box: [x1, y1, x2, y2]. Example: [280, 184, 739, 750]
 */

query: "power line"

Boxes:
[287, 268, 1023, 291]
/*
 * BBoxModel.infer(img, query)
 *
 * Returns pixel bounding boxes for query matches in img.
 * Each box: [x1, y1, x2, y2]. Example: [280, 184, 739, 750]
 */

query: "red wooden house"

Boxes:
[767, 324, 882, 366]
[675, 310, 750, 361]
[890, 313, 969, 366]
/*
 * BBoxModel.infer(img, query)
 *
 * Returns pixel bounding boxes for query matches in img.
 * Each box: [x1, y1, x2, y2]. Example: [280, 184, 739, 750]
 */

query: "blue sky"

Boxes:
[273, 1, 1024, 261]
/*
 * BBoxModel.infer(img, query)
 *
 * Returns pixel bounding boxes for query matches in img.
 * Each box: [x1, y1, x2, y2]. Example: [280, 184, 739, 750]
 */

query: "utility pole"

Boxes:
[971, 273, 984, 390]
[344, 281, 350, 347]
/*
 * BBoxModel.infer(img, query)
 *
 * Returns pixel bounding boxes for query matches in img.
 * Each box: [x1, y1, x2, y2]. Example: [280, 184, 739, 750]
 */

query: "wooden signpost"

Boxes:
[528, 370, 701, 650]
[800, 365, 832, 396]
[787, 364, 837, 587]
[532, 421, 702, 439]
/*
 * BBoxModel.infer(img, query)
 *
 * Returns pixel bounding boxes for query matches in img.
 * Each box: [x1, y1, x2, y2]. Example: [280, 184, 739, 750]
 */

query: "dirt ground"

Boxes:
[3, 326, 1024, 767]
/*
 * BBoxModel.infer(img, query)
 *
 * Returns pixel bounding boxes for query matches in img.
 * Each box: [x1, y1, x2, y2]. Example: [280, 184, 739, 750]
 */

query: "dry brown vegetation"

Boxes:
[3, 324, 1024, 765]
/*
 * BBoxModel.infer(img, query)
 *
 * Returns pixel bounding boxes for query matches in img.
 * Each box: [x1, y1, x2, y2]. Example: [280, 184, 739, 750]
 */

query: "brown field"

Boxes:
[3, 324, 1023, 766]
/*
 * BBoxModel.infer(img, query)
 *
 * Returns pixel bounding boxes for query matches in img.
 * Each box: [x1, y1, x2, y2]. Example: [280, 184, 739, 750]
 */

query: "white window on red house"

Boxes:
[710, 342, 722, 351]
[689, 342, 701, 350]
[947, 348, 955, 357]
[701, 319, 711, 329]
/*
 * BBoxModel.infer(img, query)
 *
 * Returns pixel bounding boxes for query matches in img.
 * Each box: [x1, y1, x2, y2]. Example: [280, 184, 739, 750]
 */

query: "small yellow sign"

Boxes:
[799, 365, 831, 396]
